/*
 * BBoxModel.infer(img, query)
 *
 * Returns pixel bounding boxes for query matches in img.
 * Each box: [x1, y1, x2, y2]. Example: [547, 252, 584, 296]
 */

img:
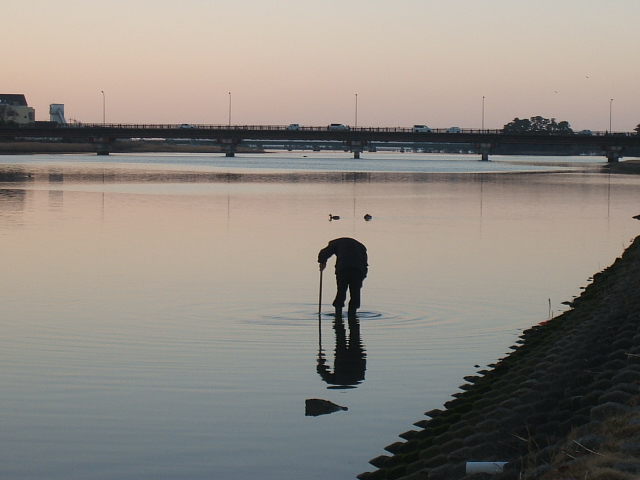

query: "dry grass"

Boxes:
[534, 406, 640, 480]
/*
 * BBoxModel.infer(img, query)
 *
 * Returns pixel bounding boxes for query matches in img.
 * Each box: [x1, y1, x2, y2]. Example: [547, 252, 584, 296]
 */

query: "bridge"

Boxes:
[2, 123, 639, 162]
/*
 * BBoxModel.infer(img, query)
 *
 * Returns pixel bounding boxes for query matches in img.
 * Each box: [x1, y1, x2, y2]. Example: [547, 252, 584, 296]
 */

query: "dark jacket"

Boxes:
[318, 237, 368, 278]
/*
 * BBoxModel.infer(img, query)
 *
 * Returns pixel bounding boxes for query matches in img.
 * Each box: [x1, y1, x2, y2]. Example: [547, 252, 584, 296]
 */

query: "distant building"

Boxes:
[0, 94, 36, 124]
[0, 94, 28, 106]
[49, 104, 66, 124]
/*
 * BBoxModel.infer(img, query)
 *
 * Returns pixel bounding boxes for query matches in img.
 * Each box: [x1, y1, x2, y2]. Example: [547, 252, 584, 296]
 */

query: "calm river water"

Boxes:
[1, 152, 639, 479]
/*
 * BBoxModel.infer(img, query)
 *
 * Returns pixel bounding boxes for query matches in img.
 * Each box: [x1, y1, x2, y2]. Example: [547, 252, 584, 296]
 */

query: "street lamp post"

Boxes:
[228, 92, 232, 128]
[482, 96, 485, 130]
[609, 98, 613, 133]
[355, 94, 358, 129]
[101, 90, 105, 125]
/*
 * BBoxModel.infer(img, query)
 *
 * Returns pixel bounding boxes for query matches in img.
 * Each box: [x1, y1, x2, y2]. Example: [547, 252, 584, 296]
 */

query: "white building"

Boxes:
[49, 104, 66, 124]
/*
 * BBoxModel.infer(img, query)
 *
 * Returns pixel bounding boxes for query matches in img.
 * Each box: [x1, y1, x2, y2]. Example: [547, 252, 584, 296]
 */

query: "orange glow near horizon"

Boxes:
[5, 1, 640, 131]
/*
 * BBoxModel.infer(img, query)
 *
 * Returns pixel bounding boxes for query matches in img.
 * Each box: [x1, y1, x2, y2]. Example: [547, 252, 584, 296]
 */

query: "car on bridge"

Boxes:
[328, 123, 349, 131]
[286, 123, 300, 131]
[412, 125, 432, 133]
[447, 127, 461, 133]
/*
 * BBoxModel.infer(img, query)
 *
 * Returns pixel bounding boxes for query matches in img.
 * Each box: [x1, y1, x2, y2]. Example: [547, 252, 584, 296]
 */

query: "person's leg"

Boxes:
[347, 271, 364, 316]
[333, 271, 349, 316]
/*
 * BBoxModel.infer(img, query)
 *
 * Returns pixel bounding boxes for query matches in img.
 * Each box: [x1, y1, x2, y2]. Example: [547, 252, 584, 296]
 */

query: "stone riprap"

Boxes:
[358, 234, 640, 480]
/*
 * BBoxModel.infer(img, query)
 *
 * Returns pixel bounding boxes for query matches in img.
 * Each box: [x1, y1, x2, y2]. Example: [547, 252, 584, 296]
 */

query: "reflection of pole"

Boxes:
[226, 175, 231, 230]
[318, 269, 323, 314]
[480, 174, 484, 216]
[607, 166, 611, 219]
[101, 168, 105, 228]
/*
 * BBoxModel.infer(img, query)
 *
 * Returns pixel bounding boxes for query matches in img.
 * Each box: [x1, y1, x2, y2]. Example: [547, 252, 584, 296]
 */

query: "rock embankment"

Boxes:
[359, 234, 640, 480]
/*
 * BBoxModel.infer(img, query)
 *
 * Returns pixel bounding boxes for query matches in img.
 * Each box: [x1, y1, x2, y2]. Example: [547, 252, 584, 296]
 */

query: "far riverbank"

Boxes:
[604, 159, 640, 174]
[0, 140, 263, 155]
[2, 142, 640, 171]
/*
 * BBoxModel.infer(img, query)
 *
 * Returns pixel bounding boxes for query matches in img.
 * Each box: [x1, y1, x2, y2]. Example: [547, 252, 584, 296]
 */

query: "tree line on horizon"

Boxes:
[502, 116, 573, 134]
[503, 116, 640, 135]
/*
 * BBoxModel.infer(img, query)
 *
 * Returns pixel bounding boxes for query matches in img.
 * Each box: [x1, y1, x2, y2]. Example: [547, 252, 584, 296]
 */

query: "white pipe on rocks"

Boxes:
[465, 462, 508, 474]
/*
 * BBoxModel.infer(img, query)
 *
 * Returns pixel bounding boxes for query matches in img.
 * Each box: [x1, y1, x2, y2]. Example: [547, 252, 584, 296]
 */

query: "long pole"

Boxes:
[482, 96, 485, 130]
[101, 90, 105, 125]
[318, 269, 323, 314]
[228, 92, 232, 128]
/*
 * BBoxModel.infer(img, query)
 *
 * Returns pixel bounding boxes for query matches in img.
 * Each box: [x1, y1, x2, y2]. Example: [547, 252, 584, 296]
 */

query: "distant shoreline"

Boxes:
[1, 142, 639, 175]
[603, 159, 640, 174]
[0, 141, 263, 155]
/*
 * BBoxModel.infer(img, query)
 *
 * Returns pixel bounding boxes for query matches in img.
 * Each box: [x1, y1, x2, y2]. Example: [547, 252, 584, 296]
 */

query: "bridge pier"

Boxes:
[477, 142, 493, 162]
[347, 140, 367, 159]
[604, 146, 623, 163]
[219, 138, 240, 157]
[95, 137, 112, 156]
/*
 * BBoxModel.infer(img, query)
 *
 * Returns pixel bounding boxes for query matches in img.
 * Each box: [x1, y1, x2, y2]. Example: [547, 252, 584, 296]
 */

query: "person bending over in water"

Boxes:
[318, 237, 368, 318]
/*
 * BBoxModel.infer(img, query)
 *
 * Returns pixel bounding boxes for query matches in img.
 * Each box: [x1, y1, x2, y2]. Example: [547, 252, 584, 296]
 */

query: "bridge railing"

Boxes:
[64, 123, 421, 132]
[55, 123, 636, 137]
[56, 124, 512, 135]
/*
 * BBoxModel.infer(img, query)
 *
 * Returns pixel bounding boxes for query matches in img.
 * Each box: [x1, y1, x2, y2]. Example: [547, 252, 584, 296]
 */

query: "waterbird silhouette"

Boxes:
[329, 214, 340, 221]
[364, 214, 372, 221]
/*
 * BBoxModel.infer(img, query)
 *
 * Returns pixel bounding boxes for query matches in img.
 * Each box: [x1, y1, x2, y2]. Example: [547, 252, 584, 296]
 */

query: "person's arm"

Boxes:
[318, 243, 336, 270]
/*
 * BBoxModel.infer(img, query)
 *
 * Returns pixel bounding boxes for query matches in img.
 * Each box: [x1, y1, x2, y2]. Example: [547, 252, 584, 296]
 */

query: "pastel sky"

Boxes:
[6, 1, 640, 131]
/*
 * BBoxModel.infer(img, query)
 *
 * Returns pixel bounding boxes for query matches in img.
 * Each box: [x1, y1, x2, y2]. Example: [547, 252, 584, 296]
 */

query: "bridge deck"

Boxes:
[2, 124, 639, 149]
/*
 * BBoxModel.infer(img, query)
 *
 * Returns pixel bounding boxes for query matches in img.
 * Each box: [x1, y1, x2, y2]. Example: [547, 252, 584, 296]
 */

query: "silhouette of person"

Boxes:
[318, 237, 368, 318]
[317, 315, 366, 388]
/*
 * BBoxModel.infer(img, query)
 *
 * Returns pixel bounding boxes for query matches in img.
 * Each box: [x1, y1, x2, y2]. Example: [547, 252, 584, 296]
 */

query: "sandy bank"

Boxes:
[603, 159, 640, 175]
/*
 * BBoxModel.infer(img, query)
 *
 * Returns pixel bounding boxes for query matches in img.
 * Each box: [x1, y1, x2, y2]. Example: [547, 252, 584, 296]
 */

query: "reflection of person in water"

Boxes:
[318, 237, 368, 318]
[317, 315, 366, 388]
